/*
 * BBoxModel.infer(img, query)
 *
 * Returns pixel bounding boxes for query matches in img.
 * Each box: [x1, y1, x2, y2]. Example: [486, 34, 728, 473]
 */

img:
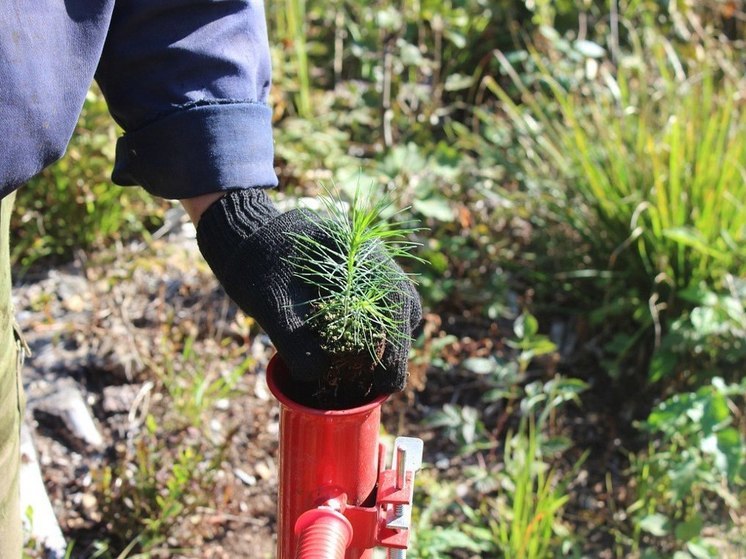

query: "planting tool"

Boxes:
[266, 355, 424, 559]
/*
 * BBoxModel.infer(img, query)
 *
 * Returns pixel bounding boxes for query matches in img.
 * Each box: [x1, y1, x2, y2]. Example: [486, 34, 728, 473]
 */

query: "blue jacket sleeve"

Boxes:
[0, 0, 277, 200]
[0, 1, 114, 198]
[96, 0, 278, 199]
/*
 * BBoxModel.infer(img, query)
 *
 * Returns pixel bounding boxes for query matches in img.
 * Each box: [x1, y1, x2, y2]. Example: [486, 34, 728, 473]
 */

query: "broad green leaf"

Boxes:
[678, 284, 716, 305]
[674, 514, 703, 543]
[425, 251, 449, 274]
[538, 25, 561, 42]
[462, 357, 497, 375]
[546, 377, 588, 395]
[542, 435, 572, 455]
[649, 350, 677, 382]
[445, 73, 474, 91]
[399, 41, 425, 66]
[146, 414, 158, 435]
[716, 427, 744, 481]
[646, 393, 694, 431]
[639, 513, 671, 536]
[574, 40, 605, 58]
[484, 388, 516, 401]
[444, 29, 466, 48]
[669, 459, 698, 500]
[687, 540, 718, 559]
[690, 307, 722, 336]
[685, 400, 705, 424]
[413, 198, 455, 221]
[701, 391, 730, 434]
[514, 312, 539, 339]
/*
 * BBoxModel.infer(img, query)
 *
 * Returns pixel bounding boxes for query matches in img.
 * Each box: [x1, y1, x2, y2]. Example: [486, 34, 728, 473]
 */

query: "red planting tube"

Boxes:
[266, 355, 387, 559]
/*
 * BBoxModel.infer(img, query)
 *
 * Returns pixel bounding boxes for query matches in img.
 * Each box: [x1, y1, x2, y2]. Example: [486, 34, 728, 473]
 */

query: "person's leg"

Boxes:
[0, 191, 21, 558]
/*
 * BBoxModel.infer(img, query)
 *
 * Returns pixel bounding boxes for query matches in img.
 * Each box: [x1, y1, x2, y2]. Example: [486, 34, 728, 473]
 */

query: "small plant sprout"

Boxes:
[288, 184, 421, 396]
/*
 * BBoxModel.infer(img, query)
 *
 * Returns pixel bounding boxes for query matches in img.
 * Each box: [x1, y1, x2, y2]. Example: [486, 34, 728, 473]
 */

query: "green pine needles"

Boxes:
[289, 186, 420, 367]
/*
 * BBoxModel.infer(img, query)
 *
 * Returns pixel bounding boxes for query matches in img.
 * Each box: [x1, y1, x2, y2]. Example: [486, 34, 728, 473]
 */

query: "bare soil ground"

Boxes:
[17, 224, 281, 558]
[16, 217, 638, 558]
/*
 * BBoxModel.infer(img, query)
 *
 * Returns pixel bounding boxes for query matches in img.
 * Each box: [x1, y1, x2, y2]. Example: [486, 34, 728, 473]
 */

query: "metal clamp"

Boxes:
[382, 437, 423, 559]
[335, 437, 425, 555]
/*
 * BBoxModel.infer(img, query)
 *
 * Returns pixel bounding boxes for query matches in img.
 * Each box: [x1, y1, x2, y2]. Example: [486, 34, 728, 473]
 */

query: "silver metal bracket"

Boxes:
[385, 436, 423, 531]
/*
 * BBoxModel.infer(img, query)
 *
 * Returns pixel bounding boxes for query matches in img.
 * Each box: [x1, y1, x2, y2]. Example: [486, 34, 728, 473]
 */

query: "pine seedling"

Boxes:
[288, 185, 421, 395]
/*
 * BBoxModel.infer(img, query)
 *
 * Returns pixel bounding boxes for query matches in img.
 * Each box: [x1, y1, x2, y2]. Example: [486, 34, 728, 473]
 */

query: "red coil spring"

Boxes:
[294, 509, 353, 559]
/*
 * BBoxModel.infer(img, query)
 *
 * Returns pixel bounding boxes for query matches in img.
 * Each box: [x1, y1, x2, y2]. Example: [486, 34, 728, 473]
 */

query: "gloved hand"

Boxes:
[196, 188, 422, 397]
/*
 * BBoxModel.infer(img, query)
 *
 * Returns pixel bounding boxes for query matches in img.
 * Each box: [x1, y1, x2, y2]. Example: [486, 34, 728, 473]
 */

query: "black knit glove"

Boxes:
[196, 188, 422, 397]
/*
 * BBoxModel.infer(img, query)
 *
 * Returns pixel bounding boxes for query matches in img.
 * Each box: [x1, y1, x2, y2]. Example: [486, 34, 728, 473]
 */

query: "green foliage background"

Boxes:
[12, 1, 746, 557]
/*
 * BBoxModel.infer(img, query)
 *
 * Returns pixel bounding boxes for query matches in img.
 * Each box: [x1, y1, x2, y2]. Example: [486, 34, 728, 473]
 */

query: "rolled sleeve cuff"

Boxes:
[111, 101, 277, 199]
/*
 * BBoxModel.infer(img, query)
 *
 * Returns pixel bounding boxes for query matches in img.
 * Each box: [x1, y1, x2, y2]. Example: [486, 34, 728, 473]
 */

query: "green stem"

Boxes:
[286, 0, 311, 117]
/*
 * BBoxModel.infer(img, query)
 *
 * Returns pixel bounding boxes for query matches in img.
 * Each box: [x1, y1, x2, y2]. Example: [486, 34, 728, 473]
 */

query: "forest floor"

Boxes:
[17, 210, 642, 559]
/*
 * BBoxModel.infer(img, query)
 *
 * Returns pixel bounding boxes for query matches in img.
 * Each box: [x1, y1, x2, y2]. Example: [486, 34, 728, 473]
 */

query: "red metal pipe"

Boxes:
[267, 355, 387, 559]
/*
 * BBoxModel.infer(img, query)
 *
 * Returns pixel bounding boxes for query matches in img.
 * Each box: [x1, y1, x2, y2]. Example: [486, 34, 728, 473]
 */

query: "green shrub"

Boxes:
[483, 26, 746, 381]
[626, 377, 746, 557]
[650, 282, 746, 384]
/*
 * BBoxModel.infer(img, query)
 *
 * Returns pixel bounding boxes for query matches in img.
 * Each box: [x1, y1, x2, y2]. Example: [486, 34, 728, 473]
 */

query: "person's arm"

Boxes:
[181, 192, 226, 224]
[95, 0, 277, 200]
[0, 1, 114, 197]
[95, 0, 421, 396]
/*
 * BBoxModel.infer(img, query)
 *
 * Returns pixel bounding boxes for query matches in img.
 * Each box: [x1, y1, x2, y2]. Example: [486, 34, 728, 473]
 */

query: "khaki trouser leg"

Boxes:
[0, 192, 21, 559]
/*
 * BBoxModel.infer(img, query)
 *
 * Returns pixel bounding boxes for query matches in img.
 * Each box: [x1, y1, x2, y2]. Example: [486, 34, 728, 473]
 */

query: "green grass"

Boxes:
[156, 336, 252, 428]
[484, 29, 746, 378]
[493, 418, 572, 559]
[89, 333, 249, 557]
[457, 413, 585, 559]
[488, 34, 746, 289]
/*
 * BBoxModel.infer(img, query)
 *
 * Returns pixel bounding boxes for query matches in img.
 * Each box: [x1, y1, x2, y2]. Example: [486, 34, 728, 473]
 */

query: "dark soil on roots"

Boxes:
[291, 336, 386, 410]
